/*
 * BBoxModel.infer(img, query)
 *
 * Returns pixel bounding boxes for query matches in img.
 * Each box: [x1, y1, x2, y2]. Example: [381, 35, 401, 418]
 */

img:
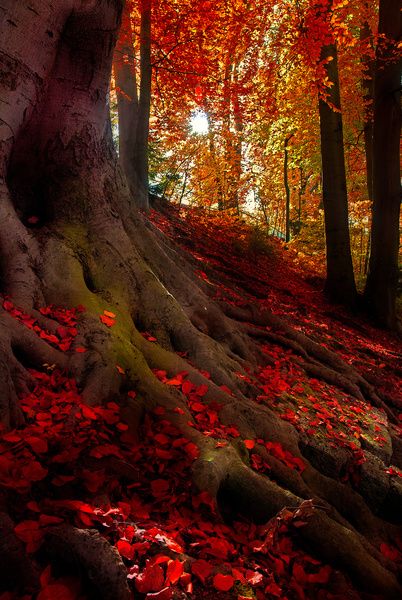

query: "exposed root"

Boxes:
[222, 301, 398, 421]
[44, 525, 132, 600]
[0, 310, 67, 426]
[0, 512, 37, 593]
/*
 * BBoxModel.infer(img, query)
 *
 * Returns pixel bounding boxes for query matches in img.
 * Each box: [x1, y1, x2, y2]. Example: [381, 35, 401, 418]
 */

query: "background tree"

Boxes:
[303, 0, 357, 304]
[114, 0, 151, 210]
[364, 0, 402, 329]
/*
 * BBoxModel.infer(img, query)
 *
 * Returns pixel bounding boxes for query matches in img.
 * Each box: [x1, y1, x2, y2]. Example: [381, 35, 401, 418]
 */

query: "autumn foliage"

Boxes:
[116, 0, 400, 295]
[0, 0, 401, 598]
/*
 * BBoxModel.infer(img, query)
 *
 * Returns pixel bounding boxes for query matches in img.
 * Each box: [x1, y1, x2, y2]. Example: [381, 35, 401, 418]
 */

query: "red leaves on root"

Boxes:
[2, 251, 396, 600]
[2, 299, 85, 352]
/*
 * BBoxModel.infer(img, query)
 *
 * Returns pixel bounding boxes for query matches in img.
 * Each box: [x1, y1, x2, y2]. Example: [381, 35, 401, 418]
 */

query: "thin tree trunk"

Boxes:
[319, 42, 357, 305]
[360, 16, 375, 202]
[284, 134, 293, 243]
[114, 0, 151, 211]
[206, 112, 224, 210]
[134, 0, 152, 211]
[114, 0, 139, 199]
[364, 0, 401, 329]
[232, 63, 243, 215]
[222, 60, 240, 212]
[297, 167, 303, 232]
[364, 231, 371, 276]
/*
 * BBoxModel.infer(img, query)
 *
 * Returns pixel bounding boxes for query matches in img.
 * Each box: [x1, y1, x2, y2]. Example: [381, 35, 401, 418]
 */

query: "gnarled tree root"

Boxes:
[44, 525, 132, 600]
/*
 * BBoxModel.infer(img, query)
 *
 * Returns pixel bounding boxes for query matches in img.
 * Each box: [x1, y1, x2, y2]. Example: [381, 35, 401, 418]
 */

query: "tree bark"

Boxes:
[284, 134, 293, 243]
[206, 113, 224, 210]
[360, 16, 375, 202]
[364, 0, 401, 329]
[1, 2, 402, 598]
[114, 0, 140, 200]
[318, 42, 357, 305]
[135, 0, 152, 210]
[113, 0, 151, 211]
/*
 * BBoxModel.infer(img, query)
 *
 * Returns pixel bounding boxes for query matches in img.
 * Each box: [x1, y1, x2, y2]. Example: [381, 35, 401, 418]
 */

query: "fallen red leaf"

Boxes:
[244, 439, 255, 449]
[166, 559, 184, 584]
[191, 559, 213, 584]
[14, 520, 44, 552]
[116, 539, 135, 560]
[100, 314, 116, 327]
[213, 573, 234, 592]
[37, 584, 78, 600]
[151, 479, 170, 497]
[196, 384, 208, 397]
[135, 564, 165, 593]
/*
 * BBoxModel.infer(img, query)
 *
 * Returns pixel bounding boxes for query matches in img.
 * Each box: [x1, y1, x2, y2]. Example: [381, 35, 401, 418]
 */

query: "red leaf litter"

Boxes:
[1, 207, 402, 599]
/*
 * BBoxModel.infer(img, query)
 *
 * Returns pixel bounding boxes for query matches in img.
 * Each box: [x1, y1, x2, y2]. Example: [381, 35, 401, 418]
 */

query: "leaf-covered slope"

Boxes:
[0, 204, 401, 600]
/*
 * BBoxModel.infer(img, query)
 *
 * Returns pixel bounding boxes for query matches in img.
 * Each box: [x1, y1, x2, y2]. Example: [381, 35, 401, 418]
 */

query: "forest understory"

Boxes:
[1, 201, 401, 600]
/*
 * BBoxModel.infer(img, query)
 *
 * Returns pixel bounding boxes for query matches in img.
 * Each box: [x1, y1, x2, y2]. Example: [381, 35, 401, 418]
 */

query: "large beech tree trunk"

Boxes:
[0, 2, 402, 598]
[318, 42, 357, 306]
[364, 0, 401, 330]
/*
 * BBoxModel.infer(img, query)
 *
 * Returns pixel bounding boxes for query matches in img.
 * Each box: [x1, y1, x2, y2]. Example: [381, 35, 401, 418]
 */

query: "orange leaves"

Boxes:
[100, 309, 116, 327]
[141, 331, 158, 342]
[195, 85, 203, 103]
[244, 439, 255, 449]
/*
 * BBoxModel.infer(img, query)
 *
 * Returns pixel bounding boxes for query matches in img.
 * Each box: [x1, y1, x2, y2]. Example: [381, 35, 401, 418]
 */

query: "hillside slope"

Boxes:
[1, 203, 401, 600]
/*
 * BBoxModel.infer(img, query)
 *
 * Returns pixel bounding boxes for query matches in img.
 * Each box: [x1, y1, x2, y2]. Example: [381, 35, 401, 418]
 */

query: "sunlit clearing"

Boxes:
[190, 111, 209, 135]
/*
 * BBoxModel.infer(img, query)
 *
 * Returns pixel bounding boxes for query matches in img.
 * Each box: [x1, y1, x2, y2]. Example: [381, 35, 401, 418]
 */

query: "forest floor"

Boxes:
[1, 203, 401, 600]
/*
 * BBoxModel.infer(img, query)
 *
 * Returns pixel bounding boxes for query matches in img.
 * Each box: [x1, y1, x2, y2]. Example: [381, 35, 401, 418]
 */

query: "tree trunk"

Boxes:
[360, 16, 375, 202]
[364, 0, 401, 329]
[284, 134, 293, 243]
[206, 111, 224, 209]
[318, 42, 357, 305]
[222, 61, 240, 213]
[0, 2, 402, 598]
[113, 0, 150, 211]
[114, 0, 140, 201]
[134, 0, 152, 210]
